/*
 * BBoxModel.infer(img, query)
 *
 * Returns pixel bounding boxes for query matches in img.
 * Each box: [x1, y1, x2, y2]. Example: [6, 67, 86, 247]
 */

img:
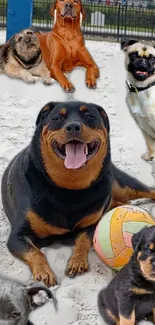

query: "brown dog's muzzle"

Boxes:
[61, 1, 76, 18]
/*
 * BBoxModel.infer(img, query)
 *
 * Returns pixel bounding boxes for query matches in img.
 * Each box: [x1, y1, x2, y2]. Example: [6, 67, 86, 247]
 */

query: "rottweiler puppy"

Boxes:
[2, 101, 155, 287]
[98, 226, 155, 325]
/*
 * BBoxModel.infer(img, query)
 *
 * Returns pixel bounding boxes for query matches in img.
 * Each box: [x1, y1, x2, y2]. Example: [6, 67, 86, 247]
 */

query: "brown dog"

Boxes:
[37, 0, 99, 92]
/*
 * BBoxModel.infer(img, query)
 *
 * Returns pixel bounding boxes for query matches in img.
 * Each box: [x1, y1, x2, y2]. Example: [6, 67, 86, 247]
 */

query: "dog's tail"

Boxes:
[112, 163, 155, 202]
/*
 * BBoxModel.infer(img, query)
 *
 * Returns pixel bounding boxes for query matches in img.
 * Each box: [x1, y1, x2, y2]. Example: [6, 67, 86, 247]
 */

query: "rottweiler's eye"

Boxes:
[52, 115, 64, 121]
[84, 112, 95, 120]
[10, 312, 21, 319]
[18, 37, 22, 42]
[143, 247, 151, 255]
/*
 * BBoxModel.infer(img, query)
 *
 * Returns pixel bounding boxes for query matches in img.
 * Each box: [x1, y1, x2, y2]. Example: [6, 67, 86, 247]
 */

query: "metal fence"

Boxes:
[0, 0, 7, 28]
[32, 0, 155, 41]
[1, 1, 155, 41]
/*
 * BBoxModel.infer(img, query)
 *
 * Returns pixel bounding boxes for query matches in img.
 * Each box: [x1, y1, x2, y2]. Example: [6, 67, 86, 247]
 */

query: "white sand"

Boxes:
[0, 30, 154, 324]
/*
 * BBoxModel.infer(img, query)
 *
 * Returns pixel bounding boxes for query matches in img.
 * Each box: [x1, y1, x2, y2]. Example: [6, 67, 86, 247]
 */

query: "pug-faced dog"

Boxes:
[0, 276, 57, 325]
[0, 29, 51, 85]
[121, 39, 155, 161]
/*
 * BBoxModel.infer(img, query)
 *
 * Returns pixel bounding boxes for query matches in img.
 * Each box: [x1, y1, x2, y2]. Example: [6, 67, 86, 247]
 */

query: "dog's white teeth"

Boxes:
[85, 145, 88, 155]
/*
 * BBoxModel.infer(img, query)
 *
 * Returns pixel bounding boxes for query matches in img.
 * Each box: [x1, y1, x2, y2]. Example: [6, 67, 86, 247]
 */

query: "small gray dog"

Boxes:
[0, 275, 57, 325]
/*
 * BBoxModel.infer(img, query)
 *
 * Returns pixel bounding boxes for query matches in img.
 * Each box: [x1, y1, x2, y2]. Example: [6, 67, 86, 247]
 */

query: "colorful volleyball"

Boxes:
[93, 205, 155, 271]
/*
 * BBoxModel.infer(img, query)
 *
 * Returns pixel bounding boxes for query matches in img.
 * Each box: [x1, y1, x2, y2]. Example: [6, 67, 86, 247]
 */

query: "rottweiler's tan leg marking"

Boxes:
[66, 232, 91, 277]
[5, 63, 36, 83]
[74, 207, 104, 230]
[119, 311, 135, 325]
[110, 200, 125, 209]
[22, 246, 57, 287]
[112, 181, 155, 203]
[25, 210, 71, 286]
[130, 287, 152, 294]
[27, 210, 70, 237]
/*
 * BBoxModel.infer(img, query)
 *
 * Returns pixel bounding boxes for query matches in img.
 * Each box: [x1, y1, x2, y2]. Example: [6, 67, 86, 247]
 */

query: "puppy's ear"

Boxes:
[121, 39, 138, 51]
[25, 281, 58, 310]
[50, 1, 57, 19]
[80, 1, 86, 21]
[36, 102, 59, 126]
[95, 104, 110, 133]
[132, 227, 148, 252]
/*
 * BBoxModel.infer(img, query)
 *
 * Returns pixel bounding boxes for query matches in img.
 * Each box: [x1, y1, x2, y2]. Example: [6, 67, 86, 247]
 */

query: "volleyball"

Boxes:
[93, 205, 155, 271]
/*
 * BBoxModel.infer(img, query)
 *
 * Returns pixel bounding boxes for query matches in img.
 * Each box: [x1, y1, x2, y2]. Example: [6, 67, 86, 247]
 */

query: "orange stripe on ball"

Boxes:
[110, 207, 126, 255]
[107, 247, 133, 268]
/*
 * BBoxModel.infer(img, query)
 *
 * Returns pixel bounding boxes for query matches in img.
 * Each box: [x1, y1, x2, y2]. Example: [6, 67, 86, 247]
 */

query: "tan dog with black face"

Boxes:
[0, 29, 51, 84]
[122, 39, 155, 161]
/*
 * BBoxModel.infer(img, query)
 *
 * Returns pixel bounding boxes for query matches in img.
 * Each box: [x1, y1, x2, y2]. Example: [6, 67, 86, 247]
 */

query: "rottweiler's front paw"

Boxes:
[33, 265, 57, 287]
[65, 255, 89, 278]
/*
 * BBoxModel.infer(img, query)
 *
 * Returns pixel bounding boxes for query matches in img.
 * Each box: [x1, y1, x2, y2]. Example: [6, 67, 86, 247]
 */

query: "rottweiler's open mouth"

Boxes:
[52, 139, 100, 169]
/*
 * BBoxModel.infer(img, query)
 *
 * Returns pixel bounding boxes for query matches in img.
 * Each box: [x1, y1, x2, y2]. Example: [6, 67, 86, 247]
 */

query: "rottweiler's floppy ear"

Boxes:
[50, 1, 57, 19]
[25, 281, 58, 310]
[121, 39, 138, 51]
[36, 102, 59, 126]
[132, 227, 148, 252]
[95, 104, 110, 133]
[80, 1, 86, 21]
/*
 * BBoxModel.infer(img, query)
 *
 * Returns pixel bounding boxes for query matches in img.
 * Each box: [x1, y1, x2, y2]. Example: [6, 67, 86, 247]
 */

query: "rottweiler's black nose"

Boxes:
[65, 122, 82, 134]
[65, 2, 73, 8]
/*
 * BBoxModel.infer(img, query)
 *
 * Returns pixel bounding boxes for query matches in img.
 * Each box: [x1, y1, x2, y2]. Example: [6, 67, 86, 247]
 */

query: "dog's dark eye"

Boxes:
[18, 37, 22, 42]
[27, 31, 33, 35]
[129, 52, 138, 59]
[10, 312, 21, 319]
[150, 57, 155, 63]
[84, 112, 95, 120]
[143, 247, 151, 255]
[52, 115, 64, 121]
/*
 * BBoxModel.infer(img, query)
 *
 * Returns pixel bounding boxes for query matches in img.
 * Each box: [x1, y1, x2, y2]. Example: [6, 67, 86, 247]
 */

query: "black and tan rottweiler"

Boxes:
[2, 101, 155, 287]
[98, 226, 155, 325]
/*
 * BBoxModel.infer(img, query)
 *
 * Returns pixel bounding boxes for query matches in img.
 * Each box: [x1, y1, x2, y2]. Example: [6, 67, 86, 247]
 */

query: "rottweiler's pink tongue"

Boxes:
[65, 143, 86, 169]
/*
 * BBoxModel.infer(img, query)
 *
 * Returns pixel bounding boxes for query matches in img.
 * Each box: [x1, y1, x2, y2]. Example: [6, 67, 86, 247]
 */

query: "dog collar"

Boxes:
[126, 80, 155, 93]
